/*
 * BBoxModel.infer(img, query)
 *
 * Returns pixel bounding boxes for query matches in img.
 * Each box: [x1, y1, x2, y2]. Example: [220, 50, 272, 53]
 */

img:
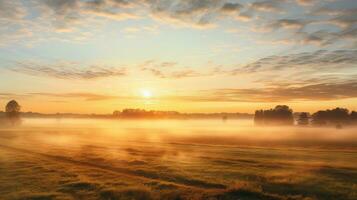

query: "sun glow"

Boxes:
[141, 89, 153, 98]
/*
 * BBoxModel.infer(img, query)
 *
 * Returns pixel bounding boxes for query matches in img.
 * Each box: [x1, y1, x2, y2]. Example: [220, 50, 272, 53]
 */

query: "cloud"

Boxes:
[40, 0, 245, 29]
[0, 28, 33, 46]
[0, 0, 27, 21]
[0, 0, 32, 46]
[13, 0, 245, 32]
[235, 49, 357, 73]
[138, 60, 177, 69]
[142, 67, 227, 79]
[29, 92, 120, 101]
[235, 12, 253, 21]
[291, 30, 335, 46]
[42, 0, 81, 29]
[339, 26, 357, 39]
[159, 62, 178, 68]
[295, 0, 315, 6]
[329, 9, 357, 28]
[82, 0, 138, 21]
[292, 27, 356, 47]
[9, 61, 127, 80]
[228, 49, 357, 91]
[269, 19, 306, 30]
[220, 2, 243, 14]
[139, 49, 357, 81]
[142, 67, 202, 79]
[1, 92, 129, 102]
[10, 81, 357, 104]
[122, 25, 159, 34]
[143, 0, 223, 28]
[303, 8, 356, 45]
[250, 0, 285, 12]
[165, 69, 201, 79]
[248, 2, 356, 47]
[0, 0, 355, 47]
[174, 81, 357, 102]
[139, 60, 222, 79]
[0, 93, 30, 101]
[35, 0, 138, 33]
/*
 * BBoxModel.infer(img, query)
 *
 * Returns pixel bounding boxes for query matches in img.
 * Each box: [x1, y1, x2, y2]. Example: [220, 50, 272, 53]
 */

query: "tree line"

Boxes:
[1, 100, 357, 128]
[254, 105, 357, 127]
[113, 108, 252, 119]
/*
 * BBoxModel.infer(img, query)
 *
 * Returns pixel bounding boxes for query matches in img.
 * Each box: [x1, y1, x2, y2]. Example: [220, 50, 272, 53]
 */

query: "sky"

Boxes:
[0, 0, 356, 114]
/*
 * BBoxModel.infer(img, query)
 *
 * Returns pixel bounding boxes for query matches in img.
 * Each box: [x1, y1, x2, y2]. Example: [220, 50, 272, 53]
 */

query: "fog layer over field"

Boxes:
[0, 119, 356, 200]
[16, 118, 357, 147]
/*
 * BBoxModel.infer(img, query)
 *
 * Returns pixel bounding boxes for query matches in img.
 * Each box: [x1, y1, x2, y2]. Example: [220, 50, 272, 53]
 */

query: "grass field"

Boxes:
[0, 119, 356, 200]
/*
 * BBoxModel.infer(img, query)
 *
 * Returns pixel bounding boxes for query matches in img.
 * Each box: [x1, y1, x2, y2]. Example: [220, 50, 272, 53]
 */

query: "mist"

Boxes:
[11, 118, 357, 148]
[1, 118, 356, 200]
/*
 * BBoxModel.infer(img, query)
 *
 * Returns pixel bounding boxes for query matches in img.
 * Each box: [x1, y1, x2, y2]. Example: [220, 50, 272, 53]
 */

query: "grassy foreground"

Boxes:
[0, 119, 356, 200]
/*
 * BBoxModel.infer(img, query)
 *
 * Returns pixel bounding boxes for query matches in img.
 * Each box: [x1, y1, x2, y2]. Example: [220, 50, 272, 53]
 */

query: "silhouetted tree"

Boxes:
[254, 110, 264, 125]
[351, 111, 357, 122]
[335, 123, 343, 129]
[254, 105, 294, 126]
[5, 100, 21, 125]
[297, 112, 309, 126]
[113, 110, 121, 117]
[311, 111, 327, 125]
[222, 115, 228, 122]
[312, 108, 350, 126]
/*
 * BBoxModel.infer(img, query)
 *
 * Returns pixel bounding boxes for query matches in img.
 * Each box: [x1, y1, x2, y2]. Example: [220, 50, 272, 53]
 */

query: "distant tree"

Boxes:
[6, 100, 20, 117]
[330, 108, 350, 123]
[5, 100, 21, 125]
[273, 105, 294, 125]
[222, 115, 228, 122]
[335, 123, 343, 129]
[312, 108, 350, 126]
[254, 105, 294, 126]
[351, 111, 357, 122]
[113, 110, 121, 117]
[297, 112, 309, 126]
[254, 110, 264, 125]
[311, 110, 327, 125]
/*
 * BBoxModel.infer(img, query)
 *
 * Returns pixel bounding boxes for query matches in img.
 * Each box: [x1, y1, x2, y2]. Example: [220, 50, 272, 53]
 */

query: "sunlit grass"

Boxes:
[0, 119, 356, 200]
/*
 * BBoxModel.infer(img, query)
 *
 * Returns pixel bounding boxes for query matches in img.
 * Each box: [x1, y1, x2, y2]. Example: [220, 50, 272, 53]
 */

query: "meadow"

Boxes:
[0, 119, 356, 200]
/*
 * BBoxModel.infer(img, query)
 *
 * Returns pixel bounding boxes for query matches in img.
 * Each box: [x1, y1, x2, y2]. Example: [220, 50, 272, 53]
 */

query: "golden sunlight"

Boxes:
[141, 89, 153, 98]
[1, 1, 357, 199]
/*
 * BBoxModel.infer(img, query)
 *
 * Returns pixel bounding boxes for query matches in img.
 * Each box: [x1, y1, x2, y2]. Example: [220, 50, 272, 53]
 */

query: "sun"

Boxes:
[141, 89, 153, 98]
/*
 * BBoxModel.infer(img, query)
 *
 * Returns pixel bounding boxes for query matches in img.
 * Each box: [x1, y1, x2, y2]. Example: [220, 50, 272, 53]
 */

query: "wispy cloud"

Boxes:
[295, 0, 315, 6]
[9, 61, 127, 80]
[139, 60, 223, 79]
[173, 81, 357, 102]
[30, 92, 120, 101]
[144, 0, 229, 29]
[0, 92, 131, 102]
[139, 49, 357, 81]
[220, 2, 243, 14]
[0, 0, 27, 21]
[250, 0, 285, 12]
[142, 67, 203, 79]
[234, 49, 357, 73]
[0, 0, 355, 47]
[268, 19, 307, 30]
